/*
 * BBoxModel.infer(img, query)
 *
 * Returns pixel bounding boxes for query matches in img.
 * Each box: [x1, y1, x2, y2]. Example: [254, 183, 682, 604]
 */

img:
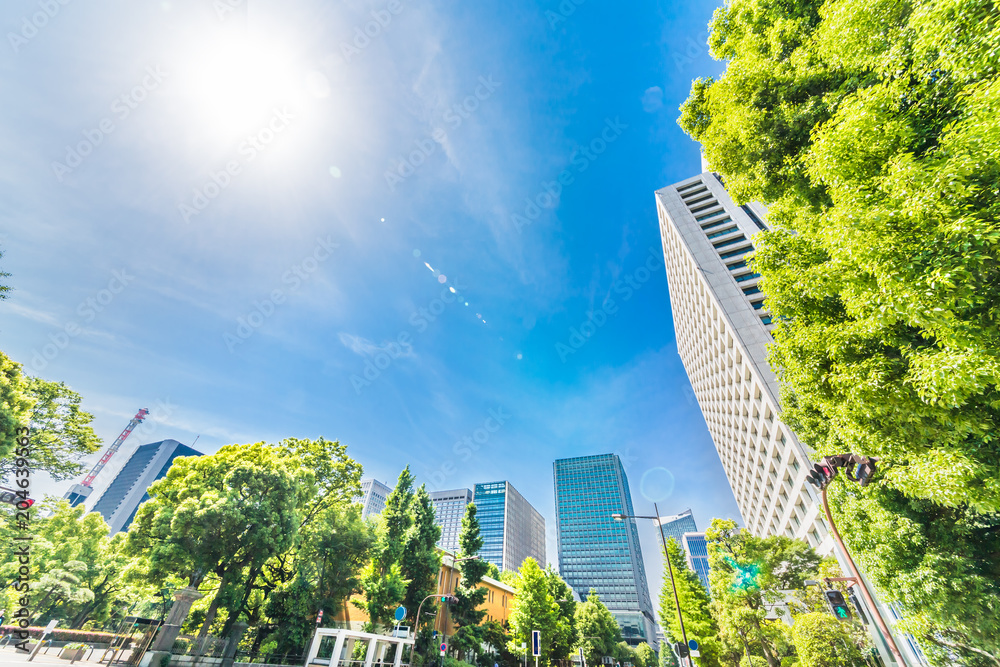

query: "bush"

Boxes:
[0, 625, 130, 646]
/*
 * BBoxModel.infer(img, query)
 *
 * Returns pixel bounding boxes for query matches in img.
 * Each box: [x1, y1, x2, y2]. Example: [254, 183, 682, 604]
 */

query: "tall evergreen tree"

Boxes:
[356, 467, 415, 630]
[401, 485, 442, 621]
[659, 538, 723, 667]
[451, 503, 490, 656]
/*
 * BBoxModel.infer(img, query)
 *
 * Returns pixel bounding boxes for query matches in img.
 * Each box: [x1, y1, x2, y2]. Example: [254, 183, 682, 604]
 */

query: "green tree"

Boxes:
[634, 642, 656, 667]
[658, 643, 677, 667]
[506, 558, 559, 665]
[544, 565, 577, 662]
[124, 442, 301, 645]
[575, 590, 621, 666]
[0, 247, 10, 300]
[679, 0, 1000, 656]
[0, 350, 32, 463]
[401, 485, 442, 616]
[615, 641, 636, 666]
[828, 482, 999, 661]
[451, 504, 490, 656]
[659, 538, 723, 667]
[1, 375, 101, 483]
[791, 613, 865, 667]
[706, 520, 820, 667]
[356, 467, 415, 631]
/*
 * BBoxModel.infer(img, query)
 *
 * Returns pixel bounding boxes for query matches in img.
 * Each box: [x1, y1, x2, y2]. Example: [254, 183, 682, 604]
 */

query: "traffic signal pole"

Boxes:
[820, 487, 904, 664]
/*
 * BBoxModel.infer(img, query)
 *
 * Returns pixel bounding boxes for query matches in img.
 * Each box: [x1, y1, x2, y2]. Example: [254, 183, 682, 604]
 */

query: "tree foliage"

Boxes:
[706, 520, 820, 667]
[790, 613, 866, 667]
[506, 558, 559, 665]
[659, 538, 723, 667]
[544, 565, 577, 662]
[634, 642, 656, 667]
[0, 349, 32, 463]
[680, 0, 1000, 657]
[575, 589, 621, 666]
[451, 503, 490, 656]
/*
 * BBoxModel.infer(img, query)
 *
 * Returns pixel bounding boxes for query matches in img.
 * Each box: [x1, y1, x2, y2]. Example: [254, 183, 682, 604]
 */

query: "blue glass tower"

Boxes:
[553, 454, 657, 647]
[473, 481, 545, 572]
[682, 533, 711, 592]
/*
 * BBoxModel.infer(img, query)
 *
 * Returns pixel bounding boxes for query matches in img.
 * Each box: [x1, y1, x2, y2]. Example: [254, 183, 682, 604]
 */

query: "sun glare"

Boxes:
[177, 29, 304, 138]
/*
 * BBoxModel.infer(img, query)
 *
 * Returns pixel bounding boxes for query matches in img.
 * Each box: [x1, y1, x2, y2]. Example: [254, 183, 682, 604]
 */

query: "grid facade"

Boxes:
[654, 173, 832, 550]
[91, 439, 202, 534]
[473, 481, 545, 572]
[358, 478, 393, 519]
[553, 454, 657, 648]
[431, 488, 473, 554]
[682, 532, 711, 592]
[658, 509, 697, 545]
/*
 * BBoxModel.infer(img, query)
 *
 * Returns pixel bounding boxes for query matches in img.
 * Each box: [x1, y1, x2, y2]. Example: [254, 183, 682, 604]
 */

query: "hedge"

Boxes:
[0, 625, 133, 646]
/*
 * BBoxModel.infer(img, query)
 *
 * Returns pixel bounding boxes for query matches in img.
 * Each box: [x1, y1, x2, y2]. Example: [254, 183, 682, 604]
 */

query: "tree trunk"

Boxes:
[749, 619, 778, 667]
[195, 571, 232, 654]
[220, 565, 259, 638]
[926, 634, 1000, 667]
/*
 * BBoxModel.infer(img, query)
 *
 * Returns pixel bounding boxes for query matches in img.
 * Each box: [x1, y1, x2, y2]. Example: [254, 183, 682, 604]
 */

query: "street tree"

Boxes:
[0, 349, 32, 463]
[356, 467, 416, 631]
[401, 485, 442, 617]
[575, 589, 621, 666]
[451, 503, 490, 657]
[125, 442, 301, 645]
[544, 565, 577, 662]
[659, 537, 723, 667]
[706, 519, 820, 667]
[506, 558, 559, 665]
[791, 613, 866, 667]
[634, 642, 656, 667]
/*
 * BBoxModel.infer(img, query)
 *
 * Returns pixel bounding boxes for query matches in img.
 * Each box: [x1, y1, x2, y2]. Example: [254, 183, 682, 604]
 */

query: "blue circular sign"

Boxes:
[688, 639, 699, 651]
[394, 606, 406, 621]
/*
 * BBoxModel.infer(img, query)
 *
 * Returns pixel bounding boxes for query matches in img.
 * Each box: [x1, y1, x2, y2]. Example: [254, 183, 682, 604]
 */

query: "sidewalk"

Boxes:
[0, 646, 109, 666]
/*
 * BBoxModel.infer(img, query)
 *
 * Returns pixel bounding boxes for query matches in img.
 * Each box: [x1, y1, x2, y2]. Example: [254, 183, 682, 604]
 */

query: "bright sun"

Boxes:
[177, 28, 303, 137]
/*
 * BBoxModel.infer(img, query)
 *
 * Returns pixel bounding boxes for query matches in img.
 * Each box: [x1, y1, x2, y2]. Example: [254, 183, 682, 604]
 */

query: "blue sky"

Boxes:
[1, 0, 737, 616]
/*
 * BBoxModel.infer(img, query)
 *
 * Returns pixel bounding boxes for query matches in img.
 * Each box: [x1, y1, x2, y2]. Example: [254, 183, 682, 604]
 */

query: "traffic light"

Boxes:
[806, 454, 879, 490]
[824, 590, 852, 621]
[806, 462, 836, 489]
[440, 595, 459, 604]
[851, 457, 878, 486]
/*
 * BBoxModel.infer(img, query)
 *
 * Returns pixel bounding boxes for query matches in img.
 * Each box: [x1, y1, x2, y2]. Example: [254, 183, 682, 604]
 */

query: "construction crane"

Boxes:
[64, 408, 149, 507]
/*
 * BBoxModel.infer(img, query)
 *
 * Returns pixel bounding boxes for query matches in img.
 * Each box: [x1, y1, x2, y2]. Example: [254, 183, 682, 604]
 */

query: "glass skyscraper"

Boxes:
[682, 533, 711, 592]
[473, 481, 545, 572]
[658, 509, 697, 545]
[553, 454, 657, 648]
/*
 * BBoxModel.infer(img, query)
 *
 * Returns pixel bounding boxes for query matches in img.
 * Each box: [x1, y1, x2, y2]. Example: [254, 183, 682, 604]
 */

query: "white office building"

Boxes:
[430, 488, 473, 553]
[655, 171, 926, 666]
[358, 478, 393, 519]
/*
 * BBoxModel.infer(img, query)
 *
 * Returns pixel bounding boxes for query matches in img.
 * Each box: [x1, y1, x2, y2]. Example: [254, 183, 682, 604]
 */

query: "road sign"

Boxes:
[531, 630, 541, 657]
[395, 606, 407, 622]
[440, 643, 448, 652]
[687, 640, 698, 651]
[43, 619, 58, 634]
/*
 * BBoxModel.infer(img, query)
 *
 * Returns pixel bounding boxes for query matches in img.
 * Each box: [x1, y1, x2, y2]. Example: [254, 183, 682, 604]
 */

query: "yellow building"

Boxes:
[334, 550, 516, 639]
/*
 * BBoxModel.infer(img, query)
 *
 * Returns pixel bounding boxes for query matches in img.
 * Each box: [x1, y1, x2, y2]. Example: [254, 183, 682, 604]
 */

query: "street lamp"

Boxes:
[613, 504, 691, 666]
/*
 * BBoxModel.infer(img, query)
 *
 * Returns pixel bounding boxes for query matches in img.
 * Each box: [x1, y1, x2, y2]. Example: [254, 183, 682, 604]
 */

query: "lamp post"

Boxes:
[613, 503, 690, 666]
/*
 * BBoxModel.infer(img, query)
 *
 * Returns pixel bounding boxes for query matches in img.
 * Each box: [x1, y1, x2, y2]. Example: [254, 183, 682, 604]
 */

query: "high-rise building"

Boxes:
[682, 532, 711, 592]
[658, 508, 697, 545]
[430, 488, 473, 553]
[472, 481, 545, 572]
[91, 439, 201, 534]
[358, 478, 393, 519]
[553, 454, 657, 648]
[655, 171, 923, 665]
